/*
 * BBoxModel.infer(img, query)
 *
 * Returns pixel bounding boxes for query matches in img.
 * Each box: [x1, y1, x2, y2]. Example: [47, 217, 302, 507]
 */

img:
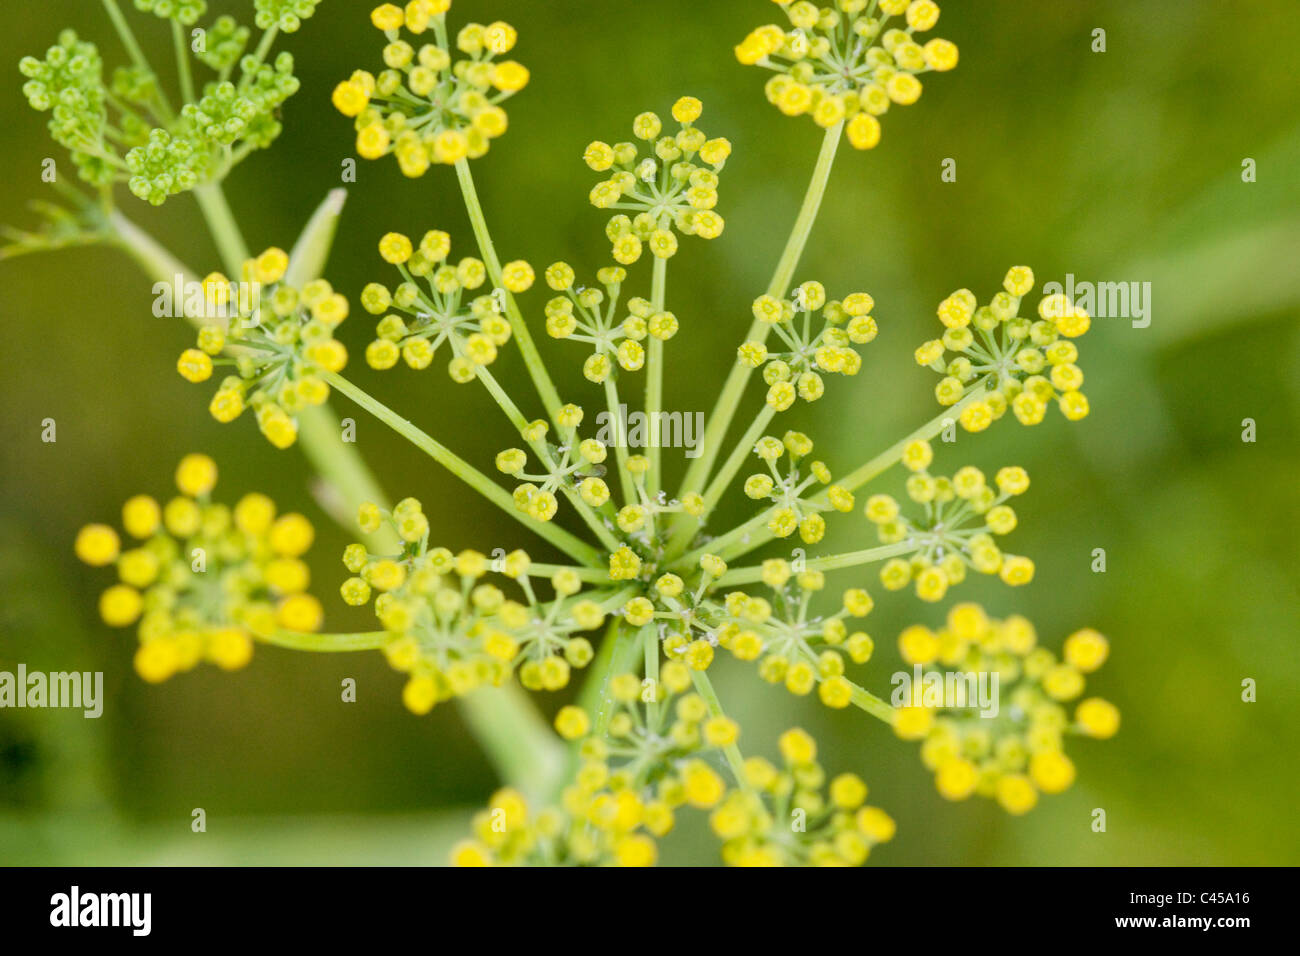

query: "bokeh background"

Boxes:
[2, 0, 1298, 865]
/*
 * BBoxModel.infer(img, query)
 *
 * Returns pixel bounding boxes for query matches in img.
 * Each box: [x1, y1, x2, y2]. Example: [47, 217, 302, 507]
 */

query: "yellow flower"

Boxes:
[1029, 750, 1076, 794]
[935, 757, 978, 800]
[174, 453, 218, 497]
[74, 524, 120, 566]
[1063, 628, 1110, 672]
[554, 706, 590, 740]
[1076, 698, 1121, 739]
[331, 80, 369, 117]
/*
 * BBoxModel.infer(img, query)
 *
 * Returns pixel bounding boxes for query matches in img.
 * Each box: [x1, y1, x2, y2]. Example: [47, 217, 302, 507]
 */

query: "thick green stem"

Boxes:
[109, 211, 197, 318]
[458, 686, 568, 803]
[580, 620, 643, 739]
[192, 182, 250, 273]
[286, 188, 347, 283]
[672, 123, 842, 512]
[283, 187, 401, 554]
[293, 403, 399, 552]
[109, 203, 400, 553]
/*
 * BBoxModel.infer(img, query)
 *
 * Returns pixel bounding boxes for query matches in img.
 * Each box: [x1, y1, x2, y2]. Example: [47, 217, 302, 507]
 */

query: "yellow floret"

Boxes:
[75, 524, 120, 566]
[174, 453, 218, 497]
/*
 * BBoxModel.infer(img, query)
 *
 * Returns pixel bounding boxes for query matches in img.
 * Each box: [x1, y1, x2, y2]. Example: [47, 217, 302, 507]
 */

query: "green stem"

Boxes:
[643, 624, 660, 727]
[241, 25, 280, 87]
[822, 391, 983, 497]
[580, 620, 642, 739]
[286, 188, 347, 284]
[645, 255, 667, 496]
[682, 391, 986, 570]
[672, 122, 842, 513]
[293, 403, 400, 553]
[260, 630, 388, 652]
[841, 676, 897, 725]
[526, 563, 611, 583]
[458, 685, 567, 802]
[695, 404, 775, 525]
[280, 186, 401, 552]
[689, 669, 748, 786]
[109, 210, 197, 321]
[715, 541, 915, 586]
[321, 369, 604, 567]
[192, 182, 251, 274]
[474, 364, 622, 554]
[454, 158, 564, 421]
[171, 19, 195, 106]
[669, 509, 769, 573]
[101, 0, 174, 121]
[603, 377, 638, 506]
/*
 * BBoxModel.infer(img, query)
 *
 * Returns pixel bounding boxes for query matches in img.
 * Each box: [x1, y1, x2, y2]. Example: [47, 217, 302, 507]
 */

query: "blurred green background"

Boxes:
[2, 0, 1298, 865]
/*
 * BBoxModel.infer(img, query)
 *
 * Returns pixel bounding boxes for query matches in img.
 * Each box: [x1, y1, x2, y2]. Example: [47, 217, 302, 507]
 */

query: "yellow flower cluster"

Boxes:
[342, 497, 605, 710]
[711, 728, 896, 865]
[333, 3, 529, 173]
[866, 440, 1035, 601]
[609, 551, 875, 713]
[585, 97, 730, 264]
[359, 229, 517, 380]
[742, 431, 854, 543]
[495, 404, 621, 524]
[585, 664, 735, 810]
[613, 553, 727, 668]
[451, 784, 661, 867]
[714, 567, 877, 709]
[916, 266, 1091, 433]
[736, 0, 958, 150]
[542, 263, 679, 383]
[738, 283, 878, 410]
[176, 247, 349, 449]
[452, 662, 737, 866]
[74, 454, 323, 683]
[892, 604, 1119, 814]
